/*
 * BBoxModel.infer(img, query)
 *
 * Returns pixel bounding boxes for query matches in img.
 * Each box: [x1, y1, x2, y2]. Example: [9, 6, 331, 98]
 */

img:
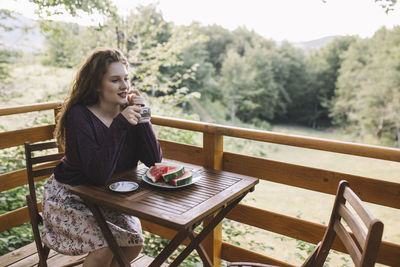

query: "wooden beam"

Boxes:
[0, 125, 55, 150]
[152, 116, 400, 162]
[0, 203, 42, 232]
[1, 101, 398, 161]
[220, 242, 295, 267]
[0, 102, 61, 116]
[0, 169, 27, 192]
[158, 140, 203, 165]
[223, 152, 400, 209]
[0, 162, 58, 193]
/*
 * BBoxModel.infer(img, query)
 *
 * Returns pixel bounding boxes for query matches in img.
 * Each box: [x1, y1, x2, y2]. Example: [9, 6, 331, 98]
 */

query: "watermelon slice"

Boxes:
[161, 165, 185, 182]
[146, 164, 169, 182]
[169, 170, 193, 186]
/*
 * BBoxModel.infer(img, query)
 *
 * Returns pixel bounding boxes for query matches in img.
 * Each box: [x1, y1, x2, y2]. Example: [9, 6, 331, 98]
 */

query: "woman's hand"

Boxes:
[121, 105, 141, 125]
[127, 89, 146, 106]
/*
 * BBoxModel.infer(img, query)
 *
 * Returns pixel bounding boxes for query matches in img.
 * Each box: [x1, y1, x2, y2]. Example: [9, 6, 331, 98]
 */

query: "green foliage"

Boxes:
[0, 50, 10, 81]
[331, 26, 400, 145]
[29, 0, 116, 17]
[200, 25, 233, 74]
[0, 146, 25, 174]
[0, 223, 35, 255]
[219, 49, 252, 123]
[374, 0, 398, 13]
[142, 232, 200, 266]
[222, 219, 271, 253]
[41, 21, 87, 67]
[0, 49, 21, 84]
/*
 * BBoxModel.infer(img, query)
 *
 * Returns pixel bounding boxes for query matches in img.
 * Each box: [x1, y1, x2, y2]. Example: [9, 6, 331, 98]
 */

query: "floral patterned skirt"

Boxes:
[41, 175, 144, 256]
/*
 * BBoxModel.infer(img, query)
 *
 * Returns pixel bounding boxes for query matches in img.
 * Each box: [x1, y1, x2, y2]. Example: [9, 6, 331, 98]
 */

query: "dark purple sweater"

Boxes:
[54, 105, 162, 186]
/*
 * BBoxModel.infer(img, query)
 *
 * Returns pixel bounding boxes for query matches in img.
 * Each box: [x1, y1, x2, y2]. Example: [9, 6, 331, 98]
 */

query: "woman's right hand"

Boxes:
[121, 105, 141, 125]
[127, 89, 146, 106]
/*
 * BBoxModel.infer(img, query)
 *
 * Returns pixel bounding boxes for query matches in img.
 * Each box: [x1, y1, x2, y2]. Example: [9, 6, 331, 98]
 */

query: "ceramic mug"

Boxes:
[139, 106, 151, 123]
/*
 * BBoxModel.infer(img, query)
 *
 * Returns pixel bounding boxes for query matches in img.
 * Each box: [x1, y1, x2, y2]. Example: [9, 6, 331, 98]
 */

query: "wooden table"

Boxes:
[69, 162, 259, 267]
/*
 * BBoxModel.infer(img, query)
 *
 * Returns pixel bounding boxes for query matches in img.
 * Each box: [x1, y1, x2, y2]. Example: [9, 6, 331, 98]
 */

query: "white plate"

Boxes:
[141, 171, 202, 189]
[109, 181, 139, 193]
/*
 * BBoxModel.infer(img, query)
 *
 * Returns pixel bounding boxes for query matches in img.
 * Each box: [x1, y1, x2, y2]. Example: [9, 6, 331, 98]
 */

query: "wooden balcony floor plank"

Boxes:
[0, 242, 37, 266]
[0, 242, 165, 267]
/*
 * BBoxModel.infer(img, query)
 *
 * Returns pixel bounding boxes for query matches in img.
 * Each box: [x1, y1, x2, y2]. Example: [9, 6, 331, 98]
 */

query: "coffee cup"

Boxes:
[138, 106, 151, 123]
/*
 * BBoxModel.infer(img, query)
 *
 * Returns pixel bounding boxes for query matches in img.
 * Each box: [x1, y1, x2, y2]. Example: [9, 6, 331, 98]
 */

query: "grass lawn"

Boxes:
[0, 64, 73, 131]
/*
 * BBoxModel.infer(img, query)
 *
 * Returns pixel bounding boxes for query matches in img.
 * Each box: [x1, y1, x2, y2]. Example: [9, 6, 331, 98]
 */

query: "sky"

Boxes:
[1, 0, 400, 42]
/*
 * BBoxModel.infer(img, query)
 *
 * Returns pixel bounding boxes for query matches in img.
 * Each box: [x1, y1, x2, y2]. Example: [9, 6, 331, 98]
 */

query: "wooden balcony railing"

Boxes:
[1, 102, 399, 266]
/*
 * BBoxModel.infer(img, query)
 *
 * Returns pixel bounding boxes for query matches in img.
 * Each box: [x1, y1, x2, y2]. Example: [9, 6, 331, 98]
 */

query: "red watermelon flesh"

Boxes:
[146, 165, 169, 182]
[169, 170, 193, 186]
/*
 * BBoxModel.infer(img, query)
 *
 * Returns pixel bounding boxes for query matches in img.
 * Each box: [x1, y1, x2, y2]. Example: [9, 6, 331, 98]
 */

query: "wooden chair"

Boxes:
[25, 141, 84, 267]
[228, 180, 384, 267]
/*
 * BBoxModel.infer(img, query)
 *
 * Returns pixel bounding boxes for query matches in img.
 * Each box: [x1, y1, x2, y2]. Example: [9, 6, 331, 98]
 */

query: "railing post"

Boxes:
[202, 132, 223, 266]
[203, 132, 223, 170]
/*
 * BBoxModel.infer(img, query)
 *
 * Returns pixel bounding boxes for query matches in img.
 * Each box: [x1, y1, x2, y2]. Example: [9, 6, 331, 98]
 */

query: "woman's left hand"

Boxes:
[127, 89, 146, 106]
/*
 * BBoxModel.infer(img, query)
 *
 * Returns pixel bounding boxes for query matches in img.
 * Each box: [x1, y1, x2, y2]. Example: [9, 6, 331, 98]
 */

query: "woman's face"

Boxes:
[98, 62, 130, 107]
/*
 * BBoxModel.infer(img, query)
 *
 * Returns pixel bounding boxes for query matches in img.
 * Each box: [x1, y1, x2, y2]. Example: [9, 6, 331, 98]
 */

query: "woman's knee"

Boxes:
[124, 244, 143, 260]
[109, 245, 143, 267]
[84, 247, 113, 267]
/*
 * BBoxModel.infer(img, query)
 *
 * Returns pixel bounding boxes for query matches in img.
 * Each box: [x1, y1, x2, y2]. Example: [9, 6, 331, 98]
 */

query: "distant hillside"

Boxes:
[293, 36, 340, 50]
[0, 11, 339, 53]
[0, 11, 44, 52]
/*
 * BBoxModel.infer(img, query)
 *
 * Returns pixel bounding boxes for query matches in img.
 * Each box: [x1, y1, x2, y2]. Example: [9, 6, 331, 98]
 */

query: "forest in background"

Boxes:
[1, 2, 400, 147]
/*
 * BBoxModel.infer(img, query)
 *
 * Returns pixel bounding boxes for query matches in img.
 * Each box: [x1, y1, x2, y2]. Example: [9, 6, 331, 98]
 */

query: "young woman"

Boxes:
[41, 48, 162, 267]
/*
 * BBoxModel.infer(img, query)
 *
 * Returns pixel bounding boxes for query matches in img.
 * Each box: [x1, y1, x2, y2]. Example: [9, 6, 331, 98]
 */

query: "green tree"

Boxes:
[239, 45, 278, 122]
[330, 39, 369, 139]
[272, 42, 313, 125]
[29, 0, 115, 17]
[331, 27, 400, 144]
[219, 49, 254, 123]
[307, 36, 357, 127]
[200, 24, 233, 74]
[176, 23, 219, 101]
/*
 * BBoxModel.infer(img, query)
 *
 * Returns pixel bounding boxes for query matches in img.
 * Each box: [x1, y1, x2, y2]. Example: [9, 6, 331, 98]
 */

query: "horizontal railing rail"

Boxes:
[1, 102, 399, 266]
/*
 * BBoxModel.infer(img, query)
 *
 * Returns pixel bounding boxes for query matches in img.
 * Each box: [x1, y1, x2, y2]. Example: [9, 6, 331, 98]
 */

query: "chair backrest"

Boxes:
[25, 142, 83, 267]
[24, 141, 64, 204]
[305, 180, 384, 267]
[24, 141, 64, 267]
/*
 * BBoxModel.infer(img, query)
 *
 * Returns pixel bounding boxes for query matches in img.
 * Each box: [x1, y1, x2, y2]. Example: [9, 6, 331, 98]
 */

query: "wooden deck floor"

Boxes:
[0, 242, 168, 267]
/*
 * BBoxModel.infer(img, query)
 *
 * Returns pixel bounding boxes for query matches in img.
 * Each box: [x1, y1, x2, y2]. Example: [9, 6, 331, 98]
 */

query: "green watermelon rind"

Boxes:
[146, 163, 168, 182]
[170, 170, 193, 186]
[161, 165, 185, 182]
[145, 168, 159, 183]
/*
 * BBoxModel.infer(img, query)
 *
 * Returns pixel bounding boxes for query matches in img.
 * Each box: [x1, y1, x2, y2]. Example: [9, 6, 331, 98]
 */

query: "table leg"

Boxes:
[169, 192, 247, 267]
[189, 232, 212, 267]
[84, 200, 130, 267]
[148, 228, 191, 267]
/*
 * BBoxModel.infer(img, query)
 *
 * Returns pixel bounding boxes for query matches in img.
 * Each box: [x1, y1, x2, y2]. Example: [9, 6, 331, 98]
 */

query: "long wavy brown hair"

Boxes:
[54, 48, 129, 148]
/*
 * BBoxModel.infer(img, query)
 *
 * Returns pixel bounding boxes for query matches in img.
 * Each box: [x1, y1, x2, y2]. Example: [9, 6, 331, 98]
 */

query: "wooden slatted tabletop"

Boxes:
[69, 163, 258, 230]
